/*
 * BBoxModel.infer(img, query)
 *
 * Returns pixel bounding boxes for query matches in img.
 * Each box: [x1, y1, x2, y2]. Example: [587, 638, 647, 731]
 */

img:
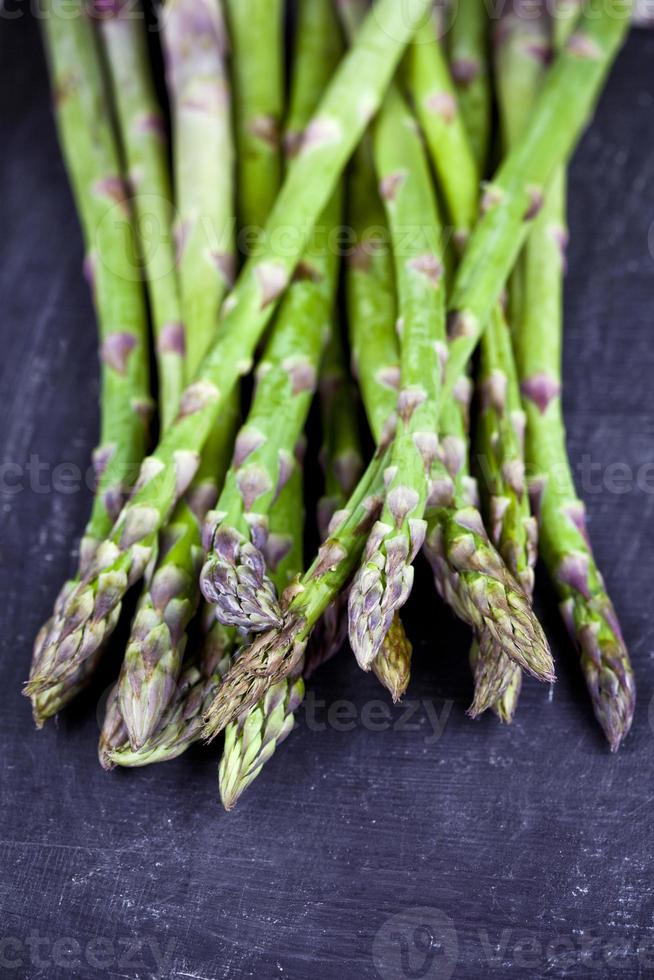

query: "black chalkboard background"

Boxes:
[2, 9, 654, 980]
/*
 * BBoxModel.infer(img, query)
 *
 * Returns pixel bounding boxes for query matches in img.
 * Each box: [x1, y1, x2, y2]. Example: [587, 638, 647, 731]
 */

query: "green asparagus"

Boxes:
[96, 0, 185, 430]
[26, 0, 433, 699]
[30, 0, 151, 723]
[226, 0, 284, 241]
[498, 1, 636, 750]
[348, 85, 445, 670]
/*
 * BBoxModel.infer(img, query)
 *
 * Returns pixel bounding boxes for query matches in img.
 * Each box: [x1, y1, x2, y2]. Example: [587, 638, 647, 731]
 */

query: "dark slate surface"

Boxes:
[2, 11, 654, 980]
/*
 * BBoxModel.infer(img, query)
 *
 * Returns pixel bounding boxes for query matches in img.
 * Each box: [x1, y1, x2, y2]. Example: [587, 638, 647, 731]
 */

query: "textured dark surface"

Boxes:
[2, 12, 654, 980]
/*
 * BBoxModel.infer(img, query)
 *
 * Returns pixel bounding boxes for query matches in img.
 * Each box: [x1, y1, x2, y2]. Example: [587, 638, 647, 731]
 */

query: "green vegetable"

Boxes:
[26, 0, 433, 698]
[30, 0, 151, 723]
[498, 2, 636, 750]
[98, 0, 185, 430]
[226, 0, 284, 239]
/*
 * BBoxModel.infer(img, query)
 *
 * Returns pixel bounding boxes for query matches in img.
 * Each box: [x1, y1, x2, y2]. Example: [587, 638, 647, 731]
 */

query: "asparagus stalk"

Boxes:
[203, 455, 387, 737]
[114, 0, 239, 750]
[464, 4, 550, 721]
[217, 0, 346, 807]
[225, 0, 284, 241]
[346, 154, 399, 445]
[26, 0, 433, 698]
[200, 0, 344, 633]
[408, 3, 539, 719]
[339, 2, 436, 698]
[348, 86, 446, 671]
[445, 0, 632, 398]
[199, 196, 340, 630]
[497, 3, 636, 750]
[95, 0, 185, 431]
[218, 466, 306, 810]
[317, 327, 365, 542]
[407, 10, 479, 248]
[468, 305, 536, 720]
[116, 419, 237, 749]
[447, 0, 492, 174]
[163, 0, 235, 374]
[100, 619, 236, 769]
[30, 0, 151, 724]
[304, 323, 365, 678]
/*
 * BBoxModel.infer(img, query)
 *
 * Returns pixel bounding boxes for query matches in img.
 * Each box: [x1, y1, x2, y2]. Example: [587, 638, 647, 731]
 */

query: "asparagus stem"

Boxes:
[468, 305, 536, 719]
[30, 0, 151, 724]
[497, 2, 636, 750]
[447, 0, 492, 174]
[113, 0, 239, 750]
[116, 416, 237, 750]
[304, 321, 365, 678]
[100, 620, 236, 769]
[200, 0, 344, 633]
[95, 0, 185, 430]
[26, 0, 432, 698]
[317, 327, 365, 541]
[218, 466, 306, 810]
[408, 2, 539, 719]
[348, 86, 446, 670]
[346, 183, 398, 444]
[445, 0, 632, 399]
[203, 455, 387, 737]
[163, 0, 235, 376]
[342, 113, 418, 701]
[225, 0, 284, 241]
[218, 0, 342, 809]
[199, 191, 341, 630]
[407, 11, 479, 247]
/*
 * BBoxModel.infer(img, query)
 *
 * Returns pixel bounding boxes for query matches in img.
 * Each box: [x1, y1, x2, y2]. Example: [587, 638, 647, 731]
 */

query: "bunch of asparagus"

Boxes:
[28, 0, 637, 809]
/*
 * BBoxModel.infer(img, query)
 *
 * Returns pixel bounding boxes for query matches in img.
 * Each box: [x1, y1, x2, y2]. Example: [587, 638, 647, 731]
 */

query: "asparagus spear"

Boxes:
[199, 194, 340, 630]
[445, 0, 632, 398]
[408, 4, 539, 719]
[348, 86, 446, 671]
[203, 456, 387, 737]
[337, 2, 434, 692]
[317, 327, 365, 542]
[217, 0, 343, 810]
[407, 10, 479, 248]
[200, 0, 344, 634]
[163, 0, 235, 374]
[468, 305, 536, 720]
[447, 0, 492, 174]
[30, 0, 151, 724]
[225, 0, 284, 241]
[26, 0, 433, 698]
[497, 3, 636, 750]
[95, 0, 185, 430]
[218, 466, 306, 809]
[114, 0, 239, 750]
[100, 619, 236, 769]
[116, 420, 238, 749]
[346, 156, 399, 445]
[340, 87, 415, 700]
[304, 323, 365, 678]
